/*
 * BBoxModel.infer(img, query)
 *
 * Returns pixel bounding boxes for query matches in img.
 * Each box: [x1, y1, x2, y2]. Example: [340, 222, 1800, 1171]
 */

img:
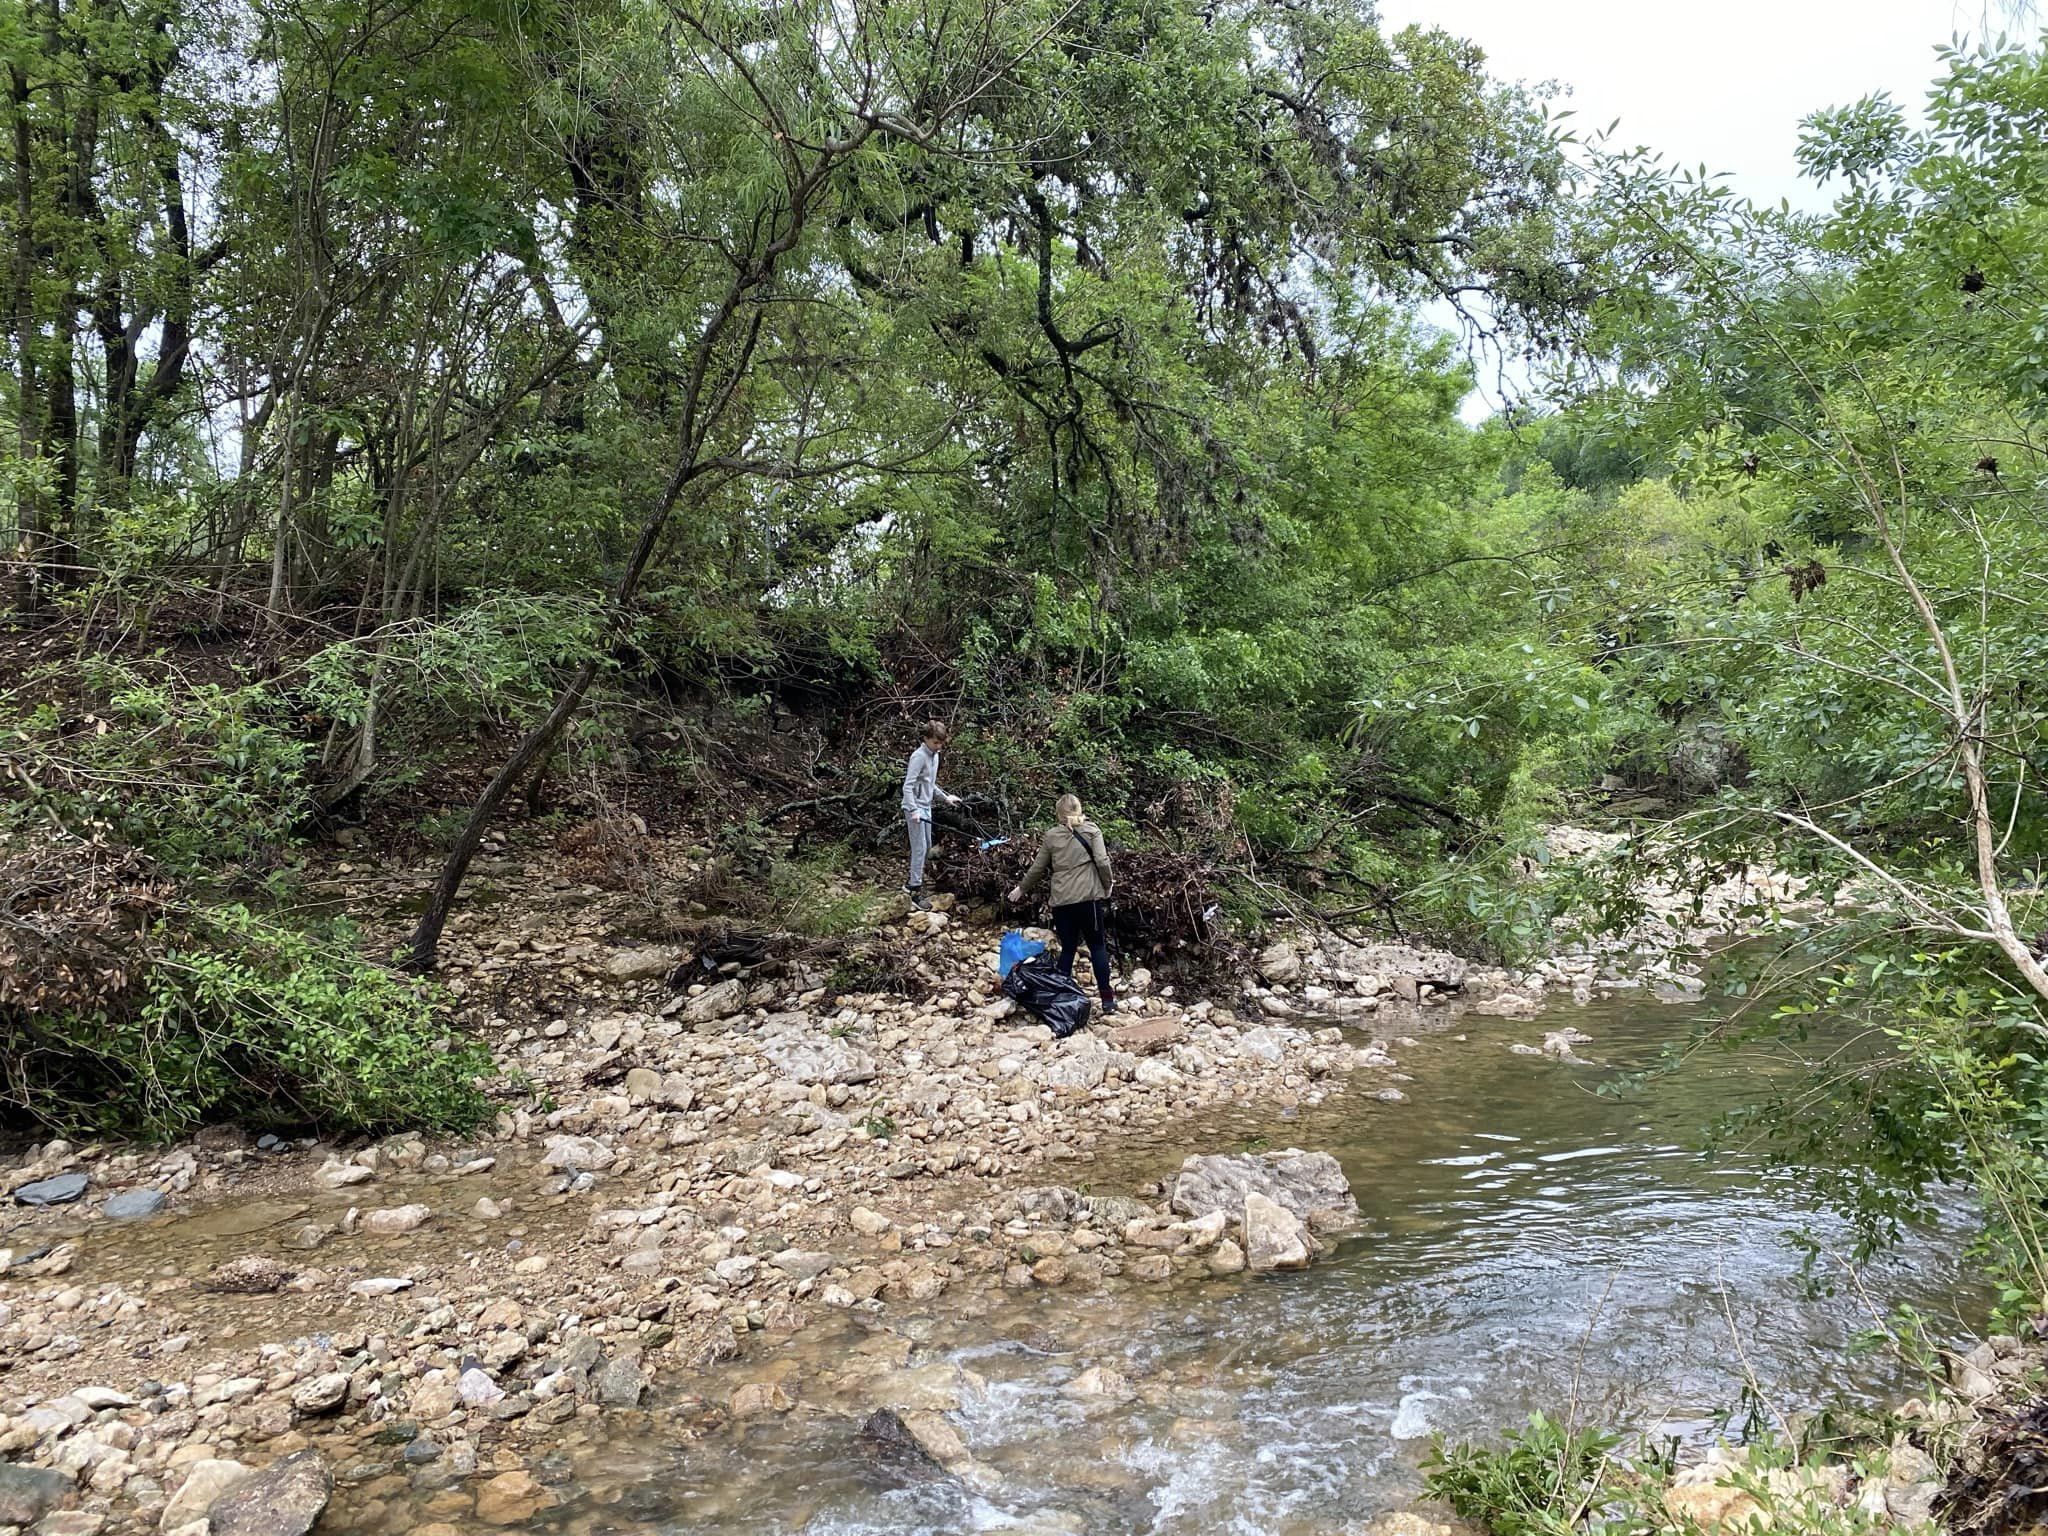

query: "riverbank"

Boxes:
[0, 828, 1822, 1534]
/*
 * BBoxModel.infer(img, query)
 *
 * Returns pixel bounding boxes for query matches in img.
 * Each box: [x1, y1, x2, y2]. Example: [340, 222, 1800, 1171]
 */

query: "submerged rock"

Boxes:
[861, 1408, 974, 1474]
[474, 1469, 553, 1525]
[102, 1188, 167, 1221]
[361, 1203, 432, 1236]
[206, 1256, 294, 1294]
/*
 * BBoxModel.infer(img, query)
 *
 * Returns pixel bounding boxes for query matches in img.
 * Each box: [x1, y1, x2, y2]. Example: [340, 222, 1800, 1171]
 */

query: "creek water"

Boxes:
[444, 993, 1987, 1536]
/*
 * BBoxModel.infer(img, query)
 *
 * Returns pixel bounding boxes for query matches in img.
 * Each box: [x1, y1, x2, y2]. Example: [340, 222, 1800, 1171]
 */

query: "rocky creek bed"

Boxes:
[0, 832, 1904, 1535]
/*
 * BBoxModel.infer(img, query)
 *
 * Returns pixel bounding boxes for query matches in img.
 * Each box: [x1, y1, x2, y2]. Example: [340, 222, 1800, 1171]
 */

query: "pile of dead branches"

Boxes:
[671, 919, 933, 1005]
[0, 829, 170, 1018]
[557, 812, 657, 892]
[946, 837, 1244, 980]
[1940, 1391, 2048, 1536]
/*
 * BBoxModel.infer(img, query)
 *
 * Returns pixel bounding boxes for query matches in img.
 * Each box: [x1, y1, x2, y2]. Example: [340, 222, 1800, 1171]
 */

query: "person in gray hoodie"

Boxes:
[902, 720, 960, 910]
[1009, 793, 1117, 1013]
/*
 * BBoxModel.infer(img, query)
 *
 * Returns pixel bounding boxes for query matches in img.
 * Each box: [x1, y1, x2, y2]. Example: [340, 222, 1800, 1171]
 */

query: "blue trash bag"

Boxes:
[999, 929, 1046, 980]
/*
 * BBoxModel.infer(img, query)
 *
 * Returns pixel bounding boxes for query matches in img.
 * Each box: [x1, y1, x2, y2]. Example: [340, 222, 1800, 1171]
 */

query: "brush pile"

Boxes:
[945, 836, 1240, 978]
[1941, 1393, 2048, 1536]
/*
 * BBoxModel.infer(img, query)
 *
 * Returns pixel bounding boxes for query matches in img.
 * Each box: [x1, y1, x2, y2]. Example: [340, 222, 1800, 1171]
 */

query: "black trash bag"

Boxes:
[1001, 954, 1091, 1039]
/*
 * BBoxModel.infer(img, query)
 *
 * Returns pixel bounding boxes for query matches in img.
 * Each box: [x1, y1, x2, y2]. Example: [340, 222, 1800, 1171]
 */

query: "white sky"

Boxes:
[1377, 0, 2006, 212]
[1372, 0, 2021, 413]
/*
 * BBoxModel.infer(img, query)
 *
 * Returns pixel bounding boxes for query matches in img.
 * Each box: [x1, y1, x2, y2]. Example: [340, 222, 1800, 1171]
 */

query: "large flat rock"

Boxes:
[1169, 1149, 1358, 1228]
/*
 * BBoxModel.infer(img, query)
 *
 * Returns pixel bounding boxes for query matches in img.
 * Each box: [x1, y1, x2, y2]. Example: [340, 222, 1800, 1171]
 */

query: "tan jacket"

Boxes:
[1018, 821, 1112, 908]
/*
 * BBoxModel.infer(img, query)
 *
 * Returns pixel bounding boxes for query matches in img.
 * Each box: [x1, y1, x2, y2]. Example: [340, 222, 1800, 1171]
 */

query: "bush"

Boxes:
[1423, 1412, 1635, 1536]
[0, 833, 494, 1139]
[10, 659, 312, 878]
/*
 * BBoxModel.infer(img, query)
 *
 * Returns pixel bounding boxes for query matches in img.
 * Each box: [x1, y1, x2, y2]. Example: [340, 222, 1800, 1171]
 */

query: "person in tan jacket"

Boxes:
[1008, 794, 1117, 1013]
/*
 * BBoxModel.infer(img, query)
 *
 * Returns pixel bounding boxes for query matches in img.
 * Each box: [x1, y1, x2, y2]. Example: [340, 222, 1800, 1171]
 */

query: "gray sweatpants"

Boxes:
[906, 812, 930, 888]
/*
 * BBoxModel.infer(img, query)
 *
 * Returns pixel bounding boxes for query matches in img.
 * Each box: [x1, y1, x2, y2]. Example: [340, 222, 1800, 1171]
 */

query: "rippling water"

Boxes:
[366, 994, 1993, 1536]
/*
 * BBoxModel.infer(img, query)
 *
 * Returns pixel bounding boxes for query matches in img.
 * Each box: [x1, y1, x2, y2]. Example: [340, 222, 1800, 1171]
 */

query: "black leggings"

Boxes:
[1051, 899, 1114, 1002]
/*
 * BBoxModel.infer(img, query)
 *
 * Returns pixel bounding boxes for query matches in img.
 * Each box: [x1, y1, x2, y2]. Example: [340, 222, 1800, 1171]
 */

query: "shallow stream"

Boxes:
[371, 993, 1987, 1536]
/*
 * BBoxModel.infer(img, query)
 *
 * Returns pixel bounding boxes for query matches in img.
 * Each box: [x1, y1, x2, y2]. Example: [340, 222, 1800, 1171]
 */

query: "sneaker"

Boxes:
[1101, 996, 1118, 1016]
[906, 886, 932, 912]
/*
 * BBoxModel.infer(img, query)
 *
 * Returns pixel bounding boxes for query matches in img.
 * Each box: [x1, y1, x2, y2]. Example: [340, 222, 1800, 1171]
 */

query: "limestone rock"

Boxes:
[540, 1135, 616, 1172]
[1207, 1239, 1247, 1275]
[458, 1368, 506, 1407]
[770, 1249, 836, 1283]
[593, 1357, 646, 1408]
[162, 1459, 252, 1531]
[361, 1203, 431, 1236]
[655, 1072, 695, 1110]
[1107, 1018, 1184, 1055]
[899, 1410, 973, 1473]
[315, 1162, 374, 1191]
[765, 1039, 878, 1086]
[683, 978, 749, 1026]
[290, 1373, 350, 1417]
[1242, 1193, 1311, 1272]
[1041, 1037, 1111, 1091]
[1257, 942, 1302, 984]
[206, 1450, 332, 1536]
[605, 946, 681, 982]
[1169, 1149, 1358, 1228]
[33, 1512, 106, 1536]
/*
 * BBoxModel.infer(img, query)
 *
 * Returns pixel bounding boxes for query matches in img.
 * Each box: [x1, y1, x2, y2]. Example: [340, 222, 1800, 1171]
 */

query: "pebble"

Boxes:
[291, 1373, 350, 1416]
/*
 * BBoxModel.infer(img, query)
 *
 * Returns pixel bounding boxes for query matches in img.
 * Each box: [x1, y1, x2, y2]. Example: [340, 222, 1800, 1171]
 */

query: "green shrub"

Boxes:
[766, 858, 881, 937]
[20, 659, 314, 877]
[5, 902, 495, 1140]
[1422, 1412, 1639, 1536]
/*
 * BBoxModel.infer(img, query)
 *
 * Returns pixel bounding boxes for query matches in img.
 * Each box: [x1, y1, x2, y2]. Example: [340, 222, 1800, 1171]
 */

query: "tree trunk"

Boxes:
[402, 657, 600, 971]
[8, 62, 39, 614]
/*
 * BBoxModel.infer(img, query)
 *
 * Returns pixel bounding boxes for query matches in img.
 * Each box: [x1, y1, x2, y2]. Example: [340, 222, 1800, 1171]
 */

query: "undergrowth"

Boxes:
[2, 883, 495, 1140]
